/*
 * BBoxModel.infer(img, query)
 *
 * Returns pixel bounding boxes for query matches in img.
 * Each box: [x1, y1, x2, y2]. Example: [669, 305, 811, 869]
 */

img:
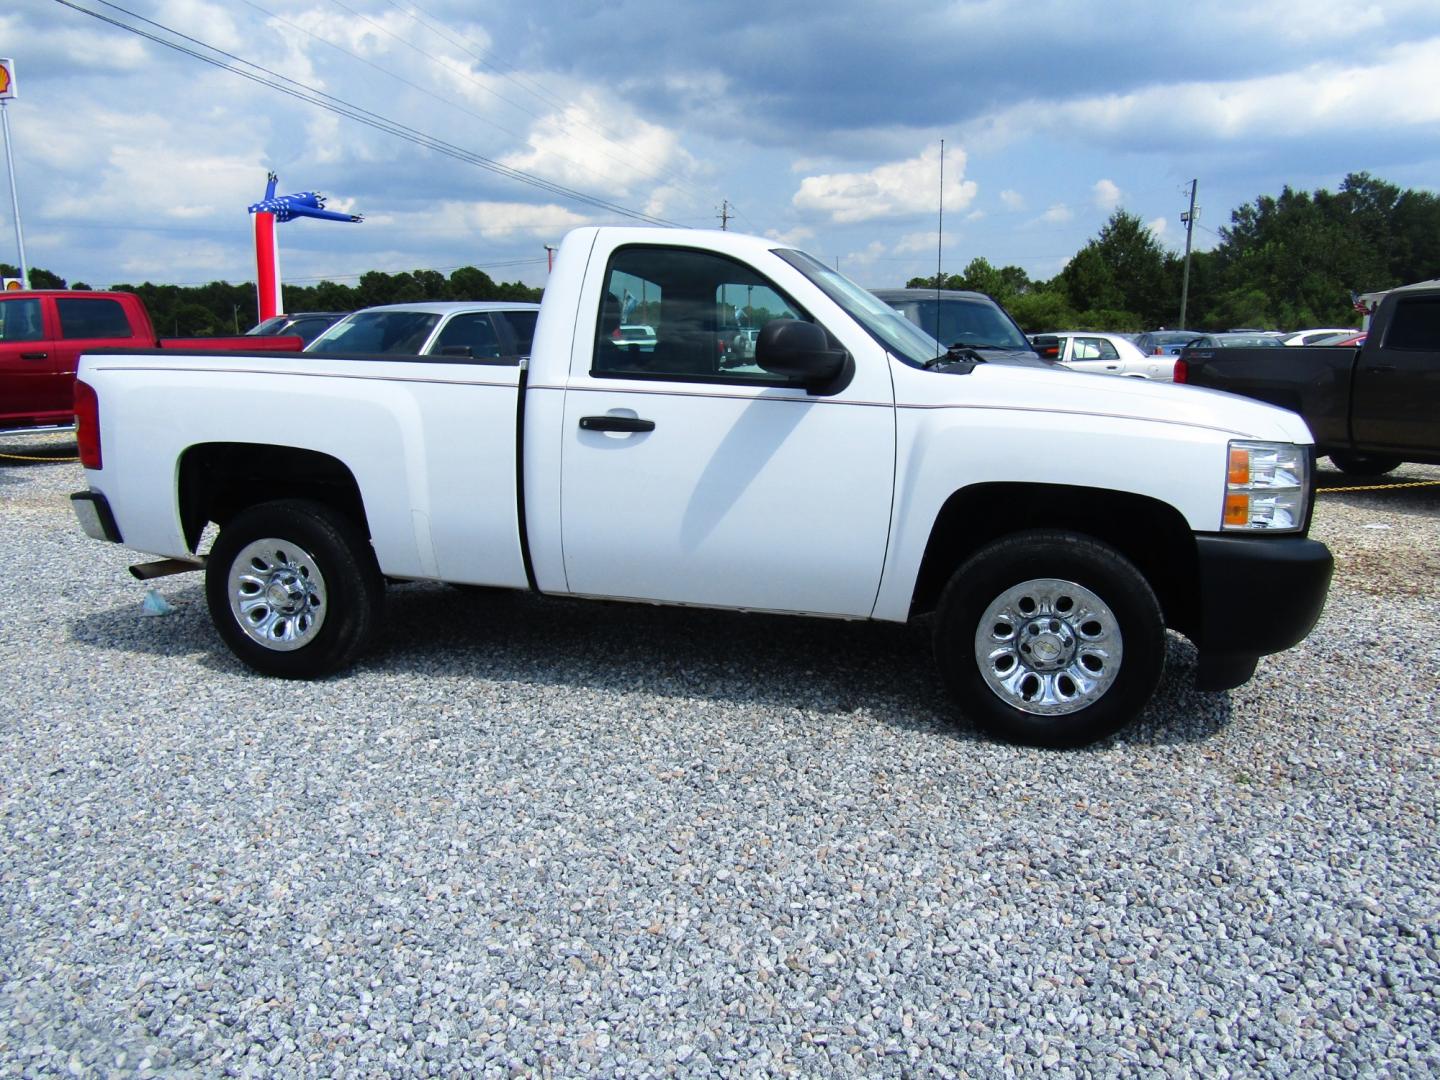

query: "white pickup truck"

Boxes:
[69, 227, 1333, 747]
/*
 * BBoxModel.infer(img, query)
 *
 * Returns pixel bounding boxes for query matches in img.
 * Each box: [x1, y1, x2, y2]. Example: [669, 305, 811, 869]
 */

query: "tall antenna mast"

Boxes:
[935, 139, 944, 342]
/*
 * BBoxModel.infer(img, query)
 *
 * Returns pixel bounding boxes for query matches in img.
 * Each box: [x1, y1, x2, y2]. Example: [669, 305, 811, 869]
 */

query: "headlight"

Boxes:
[1222, 441, 1309, 532]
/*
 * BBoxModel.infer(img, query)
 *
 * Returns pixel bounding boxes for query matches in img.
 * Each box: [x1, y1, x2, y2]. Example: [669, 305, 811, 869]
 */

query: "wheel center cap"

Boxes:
[1032, 636, 1063, 663]
[1021, 619, 1075, 671]
[266, 576, 302, 612]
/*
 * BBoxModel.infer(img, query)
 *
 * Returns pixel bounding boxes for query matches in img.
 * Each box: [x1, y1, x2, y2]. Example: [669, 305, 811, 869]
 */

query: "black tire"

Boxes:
[1328, 451, 1401, 477]
[933, 530, 1164, 748]
[205, 499, 383, 678]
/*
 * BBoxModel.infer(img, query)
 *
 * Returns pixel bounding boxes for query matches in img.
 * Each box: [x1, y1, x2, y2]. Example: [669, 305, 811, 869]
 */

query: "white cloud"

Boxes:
[999, 189, 1026, 211]
[965, 210, 985, 222]
[894, 232, 938, 256]
[764, 226, 815, 246]
[156, 0, 246, 52]
[970, 38, 1440, 148]
[1038, 203, 1073, 225]
[792, 144, 977, 224]
[422, 201, 592, 241]
[842, 240, 888, 268]
[1147, 216, 1169, 240]
[1093, 179, 1122, 211]
[501, 95, 693, 201]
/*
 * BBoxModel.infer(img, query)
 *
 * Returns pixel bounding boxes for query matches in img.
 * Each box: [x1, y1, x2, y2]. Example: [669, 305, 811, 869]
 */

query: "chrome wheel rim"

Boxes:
[227, 538, 327, 651]
[975, 577, 1122, 716]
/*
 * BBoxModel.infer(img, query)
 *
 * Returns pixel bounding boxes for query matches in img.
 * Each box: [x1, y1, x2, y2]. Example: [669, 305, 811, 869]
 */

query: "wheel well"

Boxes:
[909, 483, 1199, 633]
[177, 443, 369, 552]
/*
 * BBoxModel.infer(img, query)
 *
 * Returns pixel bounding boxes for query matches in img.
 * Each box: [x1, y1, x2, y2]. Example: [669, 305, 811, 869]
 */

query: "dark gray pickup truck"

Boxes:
[1176, 287, 1440, 475]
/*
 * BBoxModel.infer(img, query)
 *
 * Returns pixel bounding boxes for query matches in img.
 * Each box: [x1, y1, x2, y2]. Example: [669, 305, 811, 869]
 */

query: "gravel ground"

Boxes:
[1, 435, 1437, 1078]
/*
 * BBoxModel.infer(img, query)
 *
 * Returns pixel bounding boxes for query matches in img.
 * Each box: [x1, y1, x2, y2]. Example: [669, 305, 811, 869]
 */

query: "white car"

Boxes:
[1032, 332, 1175, 380]
[614, 324, 657, 349]
[306, 301, 541, 359]
[1282, 328, 1359, 346]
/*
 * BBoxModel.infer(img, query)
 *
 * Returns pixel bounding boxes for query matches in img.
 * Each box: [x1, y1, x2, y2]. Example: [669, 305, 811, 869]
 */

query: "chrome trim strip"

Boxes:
[530, 382, 893, 408]
[86, 365, 517, 389]
[896, 400, 1253, 437]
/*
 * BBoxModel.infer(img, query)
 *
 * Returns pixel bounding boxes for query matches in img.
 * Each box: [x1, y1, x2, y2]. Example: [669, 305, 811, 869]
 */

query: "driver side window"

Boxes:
[592, 245, 808, 384]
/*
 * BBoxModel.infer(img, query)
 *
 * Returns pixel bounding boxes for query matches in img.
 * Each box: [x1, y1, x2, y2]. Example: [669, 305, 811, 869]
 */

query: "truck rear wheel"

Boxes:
[933, 530, 1164, 748]
[205, 499, 383, 678]
[1328, 451, 1400, 477]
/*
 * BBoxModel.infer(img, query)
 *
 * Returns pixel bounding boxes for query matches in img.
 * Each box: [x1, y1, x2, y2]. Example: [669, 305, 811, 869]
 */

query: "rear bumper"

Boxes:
[71, 491, 123, 544]
[1190, 534, 1333, 686]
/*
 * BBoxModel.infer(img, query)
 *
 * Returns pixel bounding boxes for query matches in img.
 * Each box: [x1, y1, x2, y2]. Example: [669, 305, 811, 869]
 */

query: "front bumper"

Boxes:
[1190, 533, 1333, 688]
[71, 491, 123, 544]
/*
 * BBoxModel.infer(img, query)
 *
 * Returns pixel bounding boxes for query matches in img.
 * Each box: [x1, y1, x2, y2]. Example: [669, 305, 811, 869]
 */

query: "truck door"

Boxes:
[1352, 294, 1440, 453]
[0, 296, 64, 424]
[558, 243, 896, 617]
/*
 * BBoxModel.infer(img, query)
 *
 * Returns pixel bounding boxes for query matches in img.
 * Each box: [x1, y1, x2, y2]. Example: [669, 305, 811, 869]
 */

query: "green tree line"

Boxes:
[0, 263, 543, 336]
[10, 172, 1438, 336]
[906, 172, 1440, 332]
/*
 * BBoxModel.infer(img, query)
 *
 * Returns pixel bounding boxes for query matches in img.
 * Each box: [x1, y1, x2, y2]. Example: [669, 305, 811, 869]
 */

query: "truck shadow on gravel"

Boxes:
[69, 581, 1232, 748]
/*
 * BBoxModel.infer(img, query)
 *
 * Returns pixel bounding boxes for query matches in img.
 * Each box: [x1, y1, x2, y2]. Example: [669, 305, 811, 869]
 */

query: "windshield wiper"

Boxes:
[924, 344, 986, 369]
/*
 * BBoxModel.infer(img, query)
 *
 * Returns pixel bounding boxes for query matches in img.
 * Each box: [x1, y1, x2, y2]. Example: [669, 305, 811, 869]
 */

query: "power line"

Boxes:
[379, 0, 702, 200]
[308, 0, 700, 202]
[52, 0, 683, 228]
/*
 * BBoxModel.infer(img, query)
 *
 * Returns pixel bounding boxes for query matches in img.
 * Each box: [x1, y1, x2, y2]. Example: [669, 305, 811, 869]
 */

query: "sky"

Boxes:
[5, 0, 1440, 303]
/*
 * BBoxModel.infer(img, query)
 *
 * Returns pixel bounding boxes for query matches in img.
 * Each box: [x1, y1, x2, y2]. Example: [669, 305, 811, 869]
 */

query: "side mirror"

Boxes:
[755, 319, 847, 386]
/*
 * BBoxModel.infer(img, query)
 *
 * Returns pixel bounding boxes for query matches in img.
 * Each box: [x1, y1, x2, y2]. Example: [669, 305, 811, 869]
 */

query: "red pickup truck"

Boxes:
[1, 290, 302, 436]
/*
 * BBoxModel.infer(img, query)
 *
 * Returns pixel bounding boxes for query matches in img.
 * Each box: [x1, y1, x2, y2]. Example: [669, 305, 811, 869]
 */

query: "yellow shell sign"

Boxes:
[0, 60, 14, 101]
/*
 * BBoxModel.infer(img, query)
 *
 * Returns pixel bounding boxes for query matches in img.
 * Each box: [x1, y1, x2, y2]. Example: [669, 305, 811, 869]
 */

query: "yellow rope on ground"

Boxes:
[0, 451, 81, 462]
[1318, 479, 1440, 494]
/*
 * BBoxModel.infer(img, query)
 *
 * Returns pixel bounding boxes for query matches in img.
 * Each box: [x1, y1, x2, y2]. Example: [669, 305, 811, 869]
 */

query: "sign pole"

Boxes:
[0, 59, 28, 290]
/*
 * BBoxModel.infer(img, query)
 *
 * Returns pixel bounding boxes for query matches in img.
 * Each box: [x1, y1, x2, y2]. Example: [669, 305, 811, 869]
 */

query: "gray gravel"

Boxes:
[2, 434, 1438, 1077]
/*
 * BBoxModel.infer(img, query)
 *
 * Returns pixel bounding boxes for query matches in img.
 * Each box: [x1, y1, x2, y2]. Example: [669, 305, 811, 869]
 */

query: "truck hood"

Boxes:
[901, 361, 1316, 444]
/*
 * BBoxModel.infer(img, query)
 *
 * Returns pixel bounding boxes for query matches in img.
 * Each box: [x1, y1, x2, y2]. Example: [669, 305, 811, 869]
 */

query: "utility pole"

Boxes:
[717, 200, 731, 231]
[1179, 179, 1198, 329]
[544, 244, 557, 273]
[0, 59, 28, 289]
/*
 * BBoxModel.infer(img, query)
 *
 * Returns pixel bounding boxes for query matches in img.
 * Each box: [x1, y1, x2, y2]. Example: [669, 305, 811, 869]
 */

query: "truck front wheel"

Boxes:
[933, 531, 1164, 748]
[205, 499, 383, 678]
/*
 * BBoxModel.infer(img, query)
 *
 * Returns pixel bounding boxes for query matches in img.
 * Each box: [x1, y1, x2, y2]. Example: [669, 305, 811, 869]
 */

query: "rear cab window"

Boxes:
[56, 297, 133, 340]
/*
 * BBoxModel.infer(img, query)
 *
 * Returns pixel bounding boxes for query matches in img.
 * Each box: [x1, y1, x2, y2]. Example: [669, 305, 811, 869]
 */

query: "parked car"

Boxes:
[870, 288, 1042, 364]
[69, 226, 1332, 748]
[1282, 328, 1360, 346]
[247, 311, 349, 346]
[1177, 286, 1438, 474]
[1133, 330, 1202, 357]
[614, 324, 657, 349]
[1301, 331, 1367, 348]
[305, 302, 541, 359]
[1028, 332, 1175, 380]
[0, 290, 301, 437]
[1184, 333, 1286, 349]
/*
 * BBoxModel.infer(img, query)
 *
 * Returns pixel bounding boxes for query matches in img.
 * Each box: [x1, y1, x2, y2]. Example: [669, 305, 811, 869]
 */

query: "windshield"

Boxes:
[887, 298, 1032, 351]
[246, 316, 288, 336]
[306, 311, 441, 354]
[774, 249, 946, 367]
